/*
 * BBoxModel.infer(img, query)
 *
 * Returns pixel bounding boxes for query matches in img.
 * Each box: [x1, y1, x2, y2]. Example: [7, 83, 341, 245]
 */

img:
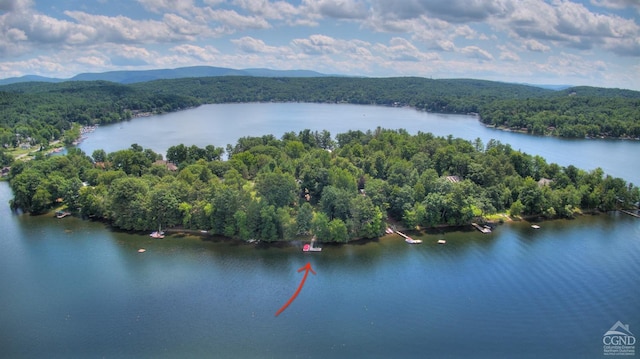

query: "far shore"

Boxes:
[5, 100, 639, 164]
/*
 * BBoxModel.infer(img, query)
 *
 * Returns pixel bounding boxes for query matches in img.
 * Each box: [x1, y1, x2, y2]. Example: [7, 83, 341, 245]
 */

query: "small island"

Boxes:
[6, 128, 639, 243]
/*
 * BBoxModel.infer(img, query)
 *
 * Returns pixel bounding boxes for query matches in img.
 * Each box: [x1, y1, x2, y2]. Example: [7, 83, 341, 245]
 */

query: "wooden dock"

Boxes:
[395, 230, 422, 244]
[471, 222, 491, 234]
[620, 209, 640, 218]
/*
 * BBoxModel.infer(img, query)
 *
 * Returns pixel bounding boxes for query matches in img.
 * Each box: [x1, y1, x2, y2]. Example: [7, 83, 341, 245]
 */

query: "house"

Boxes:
[538, 178, 553, 187]
[446, 175, 461, 183]
[153, 160, 178, 171]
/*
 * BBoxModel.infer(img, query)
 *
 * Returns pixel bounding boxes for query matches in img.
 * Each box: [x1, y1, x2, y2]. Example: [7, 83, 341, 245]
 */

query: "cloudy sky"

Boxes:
[1, 0, 639, 89]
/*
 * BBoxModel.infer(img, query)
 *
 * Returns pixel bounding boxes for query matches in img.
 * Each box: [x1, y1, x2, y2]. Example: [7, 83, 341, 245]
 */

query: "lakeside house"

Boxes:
[153, 160, 178, 172]
[538, 178, 553, 187]
[446, 175, 461, 183]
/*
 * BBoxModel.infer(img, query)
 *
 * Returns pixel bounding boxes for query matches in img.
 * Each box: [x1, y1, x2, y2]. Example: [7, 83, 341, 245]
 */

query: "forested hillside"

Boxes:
[7, 129, 639, 242]
[1, 76, 639, 168]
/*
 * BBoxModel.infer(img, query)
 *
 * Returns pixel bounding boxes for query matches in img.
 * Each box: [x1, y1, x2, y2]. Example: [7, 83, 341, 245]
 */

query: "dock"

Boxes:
[471, 222, 491, 234]
[55, 211, 71, 219]
[395, 230, 422, 244]
[620, 209, 640, 219]
[303, 236, 322, 252]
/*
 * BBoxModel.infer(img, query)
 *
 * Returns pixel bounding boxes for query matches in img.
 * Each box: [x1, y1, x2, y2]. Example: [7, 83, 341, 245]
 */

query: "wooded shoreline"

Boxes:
[1, 76, 639, 170]
[7, 127, 639, 243]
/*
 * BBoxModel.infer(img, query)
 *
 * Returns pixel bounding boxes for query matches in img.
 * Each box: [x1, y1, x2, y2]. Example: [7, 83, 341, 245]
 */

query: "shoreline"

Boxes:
[43, 207, 622, 247]
[480, 122, 640, 142]
[6, 101, 637, 163]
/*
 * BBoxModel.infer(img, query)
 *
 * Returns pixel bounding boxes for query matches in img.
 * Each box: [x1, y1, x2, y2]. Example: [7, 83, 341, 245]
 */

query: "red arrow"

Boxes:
[275, 262, 316, 317]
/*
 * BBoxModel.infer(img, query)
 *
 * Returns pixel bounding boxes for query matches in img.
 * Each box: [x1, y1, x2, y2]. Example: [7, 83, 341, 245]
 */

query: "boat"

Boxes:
[437, 239, 446, 244]
[531, 224, 540, 229]
[137, 248, 146, 253]
[55, 210, 71, 219]
[303, 243, 322, 252]
[150, 231, 164, 239]
[303, 237, 322, 252]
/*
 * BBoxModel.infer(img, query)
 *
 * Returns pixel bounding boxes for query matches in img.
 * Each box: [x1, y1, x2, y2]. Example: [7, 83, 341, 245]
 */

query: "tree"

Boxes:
[328, 218, 349, 242]
[518, 177, 545, 215]
[311, 212, 331, 241]
[349, 195, 384, 238]
[167, 144, 188, 165]
[149, 187, 181, 231]
[319, 185, 351, 221]
[296, 202, 314, 235]
[92, 149, 107, 163]
[179, 202, 193, 228]
[78, 185, 108, 218]
[108, 177, 150, 230]
[255, 169, 297, 208]
[260, 205, 278, 242]
[509, 199, 524, 217]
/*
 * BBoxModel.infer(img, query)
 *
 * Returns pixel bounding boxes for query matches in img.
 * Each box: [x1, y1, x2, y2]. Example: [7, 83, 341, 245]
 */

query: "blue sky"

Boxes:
[1, 0, 639, 89]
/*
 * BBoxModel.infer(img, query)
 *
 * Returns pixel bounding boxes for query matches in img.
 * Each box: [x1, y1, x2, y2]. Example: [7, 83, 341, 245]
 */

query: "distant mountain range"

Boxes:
[0, 66, 333, 86]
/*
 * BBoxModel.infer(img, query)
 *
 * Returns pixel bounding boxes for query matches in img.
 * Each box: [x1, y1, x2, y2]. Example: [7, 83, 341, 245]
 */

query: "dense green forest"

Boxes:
[7, 129, 639, 242]
[1, 77, 639, 167]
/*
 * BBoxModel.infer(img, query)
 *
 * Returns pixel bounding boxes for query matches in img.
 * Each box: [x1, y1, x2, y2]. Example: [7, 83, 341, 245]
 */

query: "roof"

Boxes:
[446, 175, 461, 183]
[538, 178, 553, 186]
[153, 160, 178, 171]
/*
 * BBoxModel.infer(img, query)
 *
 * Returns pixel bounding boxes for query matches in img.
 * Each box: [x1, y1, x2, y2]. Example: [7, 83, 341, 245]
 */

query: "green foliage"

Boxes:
[6, 129, 639, 242]
[255, 169, 298, 208]
[2, 77, 637, 158]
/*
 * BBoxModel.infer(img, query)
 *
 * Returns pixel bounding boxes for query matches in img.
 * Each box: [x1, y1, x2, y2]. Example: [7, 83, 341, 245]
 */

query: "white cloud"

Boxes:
[499, 50, 520, 62]
[170, 44, 219, 62]
[374, 37, 425, 61]
[371, 0, 513, 23]
[136, 0, 197, 16]
[6, 28, 27, 42]
[0, 0, 638, 90]
[232, 0, 301, 20]
[292, 34, 340, 55]
[302, 0, 369, 19]
[232, 36, 282, 54]
[76, 55, 109, 67]
[460, 45, 494, 61]
[591, 0, 640, 11]
[201, 8, 271, 31]
[536, 52, 608, 79]
[0, 0, 32, 11]
[523, 39, 550, 52]
[436, 40, 456, 52]
[63, 11, 196, 43]
[500, 0, 640, 53]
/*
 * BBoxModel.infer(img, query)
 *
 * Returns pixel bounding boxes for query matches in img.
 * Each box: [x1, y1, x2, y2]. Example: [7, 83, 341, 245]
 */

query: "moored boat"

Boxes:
[303, 236, 322, 252]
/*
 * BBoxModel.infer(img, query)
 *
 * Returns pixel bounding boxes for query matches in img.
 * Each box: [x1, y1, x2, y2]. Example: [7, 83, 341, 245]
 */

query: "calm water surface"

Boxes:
[77, 103, 640, 183]
[2, 103, 640, 358]
[1, 182, 639, 358]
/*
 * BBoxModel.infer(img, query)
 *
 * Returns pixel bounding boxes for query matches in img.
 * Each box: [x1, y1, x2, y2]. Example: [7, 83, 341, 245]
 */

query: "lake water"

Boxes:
[77, 103, 639, 184]
[2, 103, 640, 358]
